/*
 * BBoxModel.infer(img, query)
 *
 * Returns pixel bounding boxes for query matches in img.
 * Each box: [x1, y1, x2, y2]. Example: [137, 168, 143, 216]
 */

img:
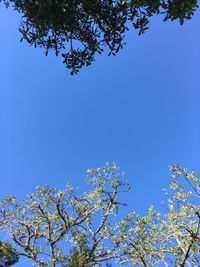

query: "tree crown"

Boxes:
[0, 164, 199, 266]
[1, 0, 198, 74]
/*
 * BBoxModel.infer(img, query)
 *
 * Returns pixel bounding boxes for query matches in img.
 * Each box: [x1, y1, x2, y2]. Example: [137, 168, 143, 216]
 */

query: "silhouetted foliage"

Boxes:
[0, 241, 19, 267]
[1, 0, 198, 74]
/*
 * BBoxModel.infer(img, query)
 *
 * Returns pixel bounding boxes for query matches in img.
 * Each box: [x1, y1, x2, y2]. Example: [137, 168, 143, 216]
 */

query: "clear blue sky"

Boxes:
[0, 5, 200, 226]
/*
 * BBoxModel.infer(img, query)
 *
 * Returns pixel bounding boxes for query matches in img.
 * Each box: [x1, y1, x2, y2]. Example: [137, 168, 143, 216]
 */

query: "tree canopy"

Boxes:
[0, 163, 199, 266]
[1, 0, 198, 74]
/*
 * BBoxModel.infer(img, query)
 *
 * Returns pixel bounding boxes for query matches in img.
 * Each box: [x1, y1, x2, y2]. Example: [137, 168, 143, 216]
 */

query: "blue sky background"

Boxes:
[0, 5, 200, 260]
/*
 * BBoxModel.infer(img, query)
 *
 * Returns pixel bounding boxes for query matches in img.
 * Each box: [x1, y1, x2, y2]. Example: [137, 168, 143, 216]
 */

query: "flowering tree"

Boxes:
[1, 1, 198, 74]
[0, 164, 199, 266]
[0, 164, 129, 266]
[114, 165, 200, 267]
